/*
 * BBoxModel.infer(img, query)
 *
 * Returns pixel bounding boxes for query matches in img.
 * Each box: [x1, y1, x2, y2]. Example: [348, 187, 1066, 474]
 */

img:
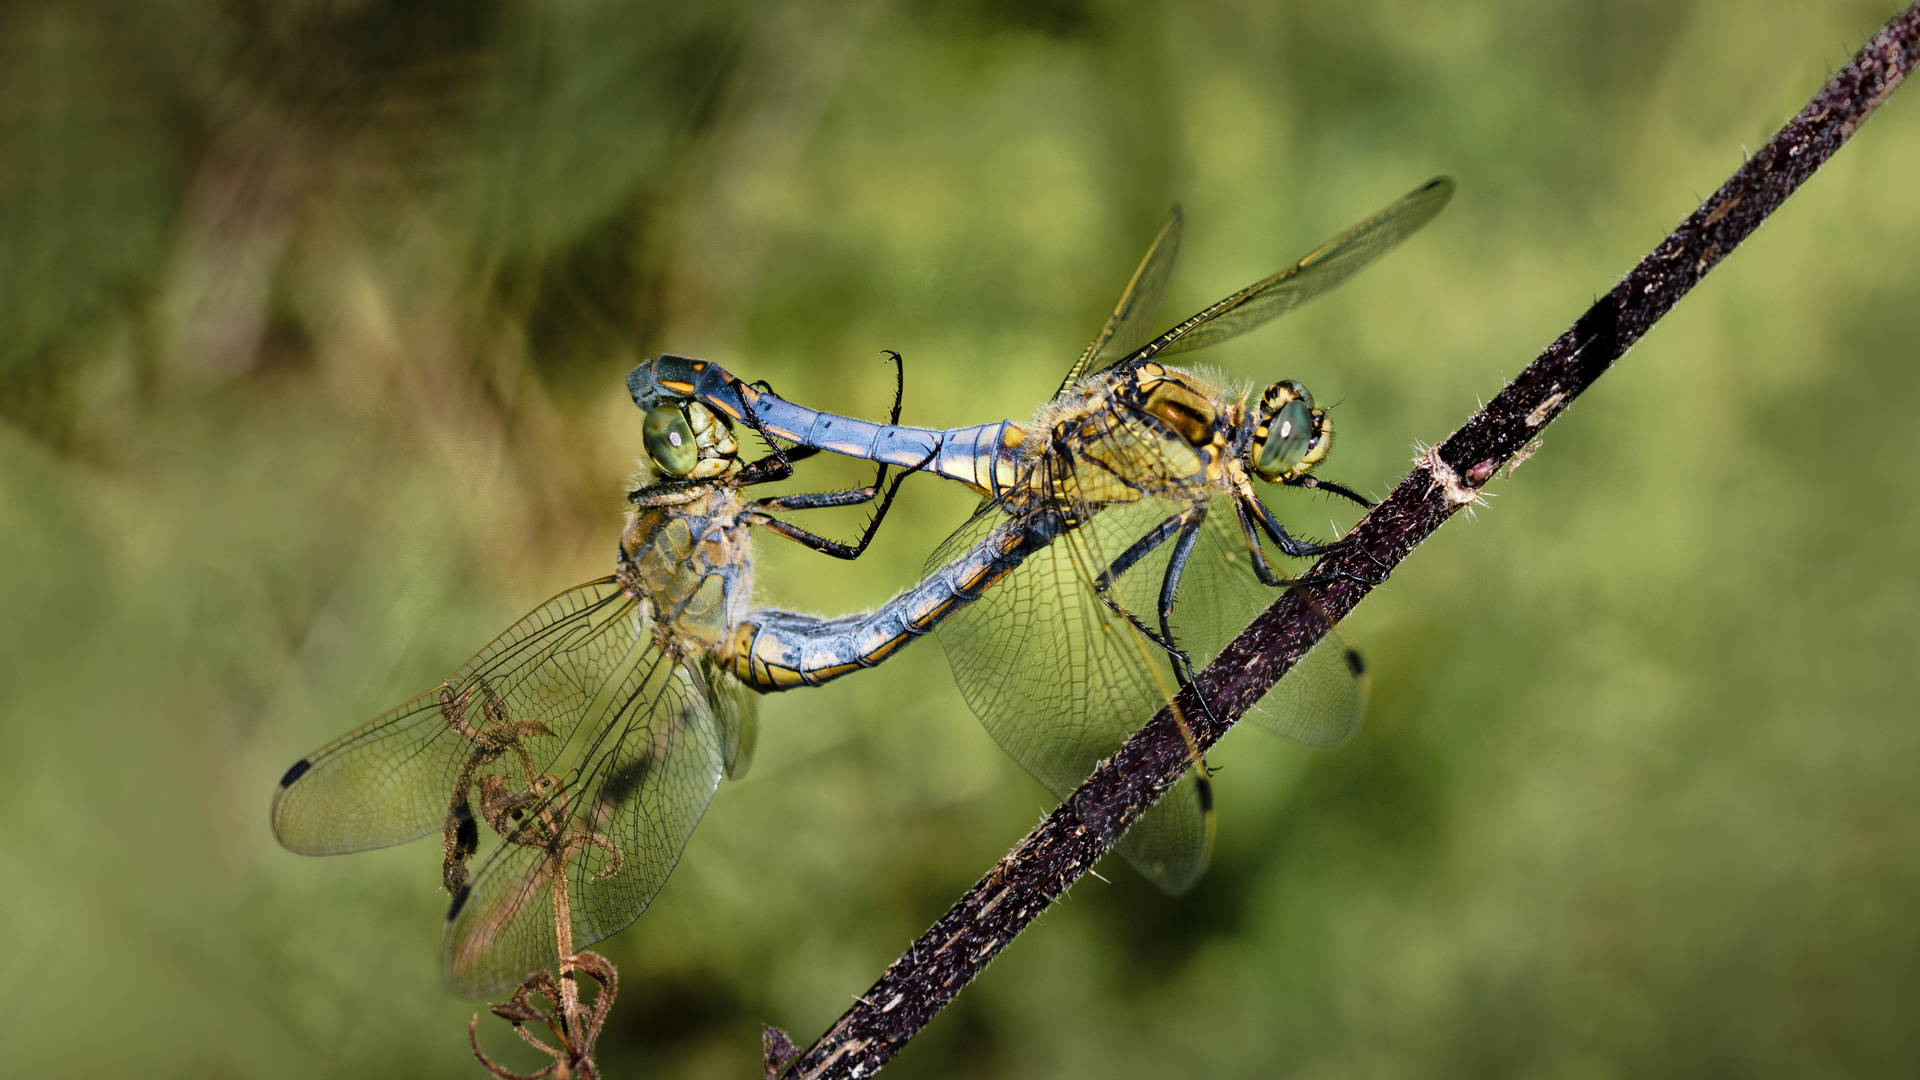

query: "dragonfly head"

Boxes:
[1248, 380, 1331, 483]
[643, 402, 737, 479]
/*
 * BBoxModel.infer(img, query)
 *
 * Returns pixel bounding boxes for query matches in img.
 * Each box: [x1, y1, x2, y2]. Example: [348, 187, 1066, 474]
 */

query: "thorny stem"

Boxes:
[776, 7, 1920, 1078]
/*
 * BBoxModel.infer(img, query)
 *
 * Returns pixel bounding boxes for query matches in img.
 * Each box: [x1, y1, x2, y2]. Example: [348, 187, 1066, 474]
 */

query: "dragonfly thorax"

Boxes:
[1247, 380, 1331, 483]
[618, 486, 754, 655]
[1135, 369, 1221, 447]
[1125, 364, 1242, 484]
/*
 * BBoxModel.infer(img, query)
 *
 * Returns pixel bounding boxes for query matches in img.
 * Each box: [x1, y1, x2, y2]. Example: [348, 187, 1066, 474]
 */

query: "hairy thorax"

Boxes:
[618, 484, 754, 656]
[1014, 363, 1244, 512]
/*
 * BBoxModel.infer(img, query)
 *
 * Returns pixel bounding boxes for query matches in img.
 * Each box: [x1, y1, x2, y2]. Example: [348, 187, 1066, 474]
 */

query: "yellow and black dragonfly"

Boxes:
[630, 177, 1454, 892]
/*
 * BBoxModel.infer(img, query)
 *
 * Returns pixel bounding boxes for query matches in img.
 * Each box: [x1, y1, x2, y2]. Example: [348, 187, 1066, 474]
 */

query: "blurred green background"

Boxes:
[4, 0, 1918, 1076]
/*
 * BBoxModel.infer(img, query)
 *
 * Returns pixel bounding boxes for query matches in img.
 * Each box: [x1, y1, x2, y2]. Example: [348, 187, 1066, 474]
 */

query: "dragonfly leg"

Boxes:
[1094, 508, 1191, 597]
[1149, 508, 1231, 739]
[632, 444, 825, 503]
[878, 349, 907, 425]
[738, 444, 821, 484]
[1090, 504, 1216, 701]
[1088, 503, 1210, 667]
[1235, 500, 1327, 588]
[1287, 474, 1376, 510]
[1092, 508, 1200, 655]
[1084, 502, 1221, 776]
[739, 350, 908, 483]
[1231, 503, 1373, 705]
[743, 444, 932, 561]
[1239, 498, 1387, 598]
[1246, 492, 1347, 558]
[734, 393, 802, 484]
[751, 485, 881, 513]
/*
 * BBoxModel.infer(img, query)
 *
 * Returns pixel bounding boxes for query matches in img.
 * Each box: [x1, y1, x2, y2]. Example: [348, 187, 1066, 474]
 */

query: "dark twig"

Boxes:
[780, 7, 1920, 1077]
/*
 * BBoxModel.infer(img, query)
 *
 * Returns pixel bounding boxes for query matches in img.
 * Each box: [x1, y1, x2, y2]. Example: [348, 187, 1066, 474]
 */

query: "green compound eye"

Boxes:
[643, 405, 699, 476]
[1257, 398, 1318, 479]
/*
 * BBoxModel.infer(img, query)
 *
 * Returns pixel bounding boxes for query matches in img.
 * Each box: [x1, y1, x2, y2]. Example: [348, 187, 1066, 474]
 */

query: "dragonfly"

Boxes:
[273, 368, 943, 998]
[629, 177, 1454, 892]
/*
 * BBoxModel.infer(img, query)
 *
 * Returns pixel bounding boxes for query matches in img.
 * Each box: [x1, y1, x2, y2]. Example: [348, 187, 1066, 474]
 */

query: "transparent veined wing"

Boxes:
[271, 579, 647, 856]
[930, 497, 1214, 894]
[1057, 485, 1365, 748]
[1056, 206, 1184, 396]
[1122, 177, 1453, 367]
[271, 576, 736, 998]
[443, 651, 728, 998]
[697, 654, 760, 780]
[930, 479, 1368, 892]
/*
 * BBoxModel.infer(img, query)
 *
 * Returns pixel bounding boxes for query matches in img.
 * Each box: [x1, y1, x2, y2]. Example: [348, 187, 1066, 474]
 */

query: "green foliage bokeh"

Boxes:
[2, 1, 1918, 1076]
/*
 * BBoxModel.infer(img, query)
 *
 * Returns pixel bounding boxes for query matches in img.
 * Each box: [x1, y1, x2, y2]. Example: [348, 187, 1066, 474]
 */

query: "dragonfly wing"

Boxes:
[444, 653, 728, 998]
[1133, 177, 1453, 363]
[271, 579, 642, 856]
[1158, 494, 1367, 747]
[1113, 772, 1212, 894]
[931, 498, 1214, 894]
[698, 655, 760, 780]
[1056, 206, 1184, 396]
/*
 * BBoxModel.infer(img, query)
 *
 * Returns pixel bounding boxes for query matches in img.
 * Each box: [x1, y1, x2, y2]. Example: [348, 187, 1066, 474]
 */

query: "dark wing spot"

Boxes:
[1196, 776, 1215, 813]
[1344, 648, 1367, 677]
[600, 753, 655, 808]
[453, 802, 479, 860]
[446, 884, 472, 922]
[278, 759, 313, 787]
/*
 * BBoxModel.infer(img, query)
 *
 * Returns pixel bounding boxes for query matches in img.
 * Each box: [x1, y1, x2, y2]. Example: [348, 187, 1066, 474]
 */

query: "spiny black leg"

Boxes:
[834, 350, 910, 541]
[735, 389, 800, 483]
[740, 349, 906, 487]
[824, 443, 935, 558]
[744, 447, 928, 560]
[636, 451, 819, 501]
[879, 349, 906, 426]
[1246, 493, 1347, 559]
[1287, 474, 1376, 510]
[1083, 498, 1220, 768]
[1152, 509, 1227, 732]
[1228, 500, 1372, 707]
[1154, 510, 1206, 656]
[1094, 511, 1190, 595]
[741, 444, 822, 483]
[1090, 509, 1185, 647]
[630, 475, 711, 504]
[1238, 497, 1384, 589]
[1235, 500, 1307, 588]
[742, 353, 923, 559]
[752, 486, 884, 512]
[1089, 505, 1211, 684]
[741, 514, 858, 558]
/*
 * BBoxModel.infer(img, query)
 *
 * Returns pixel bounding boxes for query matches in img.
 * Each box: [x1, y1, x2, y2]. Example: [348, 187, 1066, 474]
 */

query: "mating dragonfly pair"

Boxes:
[273, 177, 1453, 998]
